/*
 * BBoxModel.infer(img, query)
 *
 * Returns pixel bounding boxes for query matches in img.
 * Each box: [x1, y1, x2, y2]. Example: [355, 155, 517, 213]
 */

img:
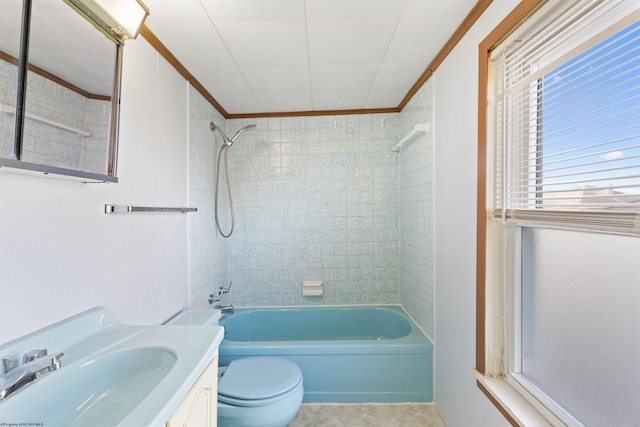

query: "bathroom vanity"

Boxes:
[166, 353, 219, 426]
[0, 307, 224, 427]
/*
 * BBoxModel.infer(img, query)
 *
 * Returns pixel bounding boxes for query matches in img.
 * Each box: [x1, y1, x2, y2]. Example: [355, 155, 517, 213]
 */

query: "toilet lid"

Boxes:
[218, 357, 302, 403]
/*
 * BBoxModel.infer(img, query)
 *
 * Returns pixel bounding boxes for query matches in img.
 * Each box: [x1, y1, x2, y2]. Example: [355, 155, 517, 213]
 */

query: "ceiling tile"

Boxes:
[403, 0, 477, 17]
[256, 92, 314, 113]
[365, 62, 426, 108]
[312, 91, 370, 111]
[201, 0, 305, 22]
[144, 0, 211, 26]
[242, 66, 312, 112]
[310, 64, 379, 94]
[203, 67, 261, 113]
[383, 16, 465, 64]
[141, 0, 479, 114]
[305, 0, 408, 20]
[216, 21, 309, 67]
[150, 24, 237, 69]
[307, 19, 399, 66]
[243, 66, 310, 95]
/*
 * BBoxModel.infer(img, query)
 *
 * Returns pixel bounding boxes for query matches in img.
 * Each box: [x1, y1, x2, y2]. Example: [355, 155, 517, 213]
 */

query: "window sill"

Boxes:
[473, 370, 554, 427]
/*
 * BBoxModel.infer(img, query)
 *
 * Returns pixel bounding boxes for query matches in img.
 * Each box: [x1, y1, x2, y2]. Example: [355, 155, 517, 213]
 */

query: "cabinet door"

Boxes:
[166, 355, 218, 427]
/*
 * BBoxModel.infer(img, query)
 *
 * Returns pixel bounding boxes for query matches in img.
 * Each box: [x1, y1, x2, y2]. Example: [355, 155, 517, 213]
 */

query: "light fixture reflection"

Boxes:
[65, 0, 149, 42]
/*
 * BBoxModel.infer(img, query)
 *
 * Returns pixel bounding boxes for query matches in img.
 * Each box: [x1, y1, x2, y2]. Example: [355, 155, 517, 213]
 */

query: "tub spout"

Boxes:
[215, 305, 234, 314]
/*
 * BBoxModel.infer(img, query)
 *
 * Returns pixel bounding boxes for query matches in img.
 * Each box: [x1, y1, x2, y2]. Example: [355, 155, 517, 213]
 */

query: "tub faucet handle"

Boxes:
[22, 349, 47, 364]
[221, 281, 232, 294]
[209, 282, 232, 304]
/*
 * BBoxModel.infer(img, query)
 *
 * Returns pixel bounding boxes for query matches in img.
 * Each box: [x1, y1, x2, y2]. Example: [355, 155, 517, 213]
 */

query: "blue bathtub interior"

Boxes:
[218, 305, 433, 403]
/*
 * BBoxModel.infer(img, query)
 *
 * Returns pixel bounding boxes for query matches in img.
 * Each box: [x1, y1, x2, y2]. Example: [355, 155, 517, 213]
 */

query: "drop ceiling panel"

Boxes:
[312, 90, 371, 111]
[310, 64, 379, 95]
[149, 24, 237, 70]
[255, 91, 314, 113]
[205, 67, 262, 113]
[307, 19, 399, 66]
[242, 67, 312, 112]
[215, 21, 309, 68]
[144, 0, 211, 25]
[365, 62, 427, 108]
[304, 0, 408, 20]
[141, 0, 479, 114]
[243, 66, 311, 97]
[201, 0, 305, 22]
[384, 16, 466, 64]
[403, 0, 476, 17]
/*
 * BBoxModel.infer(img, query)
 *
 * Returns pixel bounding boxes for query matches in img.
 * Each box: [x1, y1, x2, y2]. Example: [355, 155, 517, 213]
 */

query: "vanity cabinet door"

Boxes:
[166, 354, 218, 427]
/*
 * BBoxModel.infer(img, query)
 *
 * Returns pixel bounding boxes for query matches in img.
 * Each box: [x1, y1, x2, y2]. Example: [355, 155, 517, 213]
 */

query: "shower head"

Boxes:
[210, 122, 230, 145]
[230, 124, 257, 143]
[210, 122, 256, 147]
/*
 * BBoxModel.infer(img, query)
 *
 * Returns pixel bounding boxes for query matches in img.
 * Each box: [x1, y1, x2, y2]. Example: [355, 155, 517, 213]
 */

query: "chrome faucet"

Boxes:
[208, 282, 232, 304]
[209, 282, 234, 314]
[0, 349, 64, 401]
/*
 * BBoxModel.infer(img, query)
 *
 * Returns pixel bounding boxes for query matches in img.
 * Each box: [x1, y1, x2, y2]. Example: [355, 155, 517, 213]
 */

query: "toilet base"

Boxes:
[217, 381, 303, 427]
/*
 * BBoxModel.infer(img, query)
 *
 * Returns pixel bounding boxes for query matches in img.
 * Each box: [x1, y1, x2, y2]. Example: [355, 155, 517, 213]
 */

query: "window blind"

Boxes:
[489, 0, 640, 233]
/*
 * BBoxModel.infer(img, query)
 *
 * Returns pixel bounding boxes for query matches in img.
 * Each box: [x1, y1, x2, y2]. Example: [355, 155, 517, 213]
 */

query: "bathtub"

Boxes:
[218, 305, 433, 403]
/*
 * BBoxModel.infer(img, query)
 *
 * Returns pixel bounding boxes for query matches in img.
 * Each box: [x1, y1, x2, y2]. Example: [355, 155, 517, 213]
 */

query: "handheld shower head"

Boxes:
[210, 123, 256, 147]
[210, 122, 257, 238]
[230, 124, 257, 143]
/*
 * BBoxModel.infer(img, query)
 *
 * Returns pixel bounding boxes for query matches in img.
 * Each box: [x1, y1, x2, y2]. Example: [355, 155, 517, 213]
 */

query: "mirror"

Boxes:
[0, 0, 122, 182]
[0, 0, 22, 160]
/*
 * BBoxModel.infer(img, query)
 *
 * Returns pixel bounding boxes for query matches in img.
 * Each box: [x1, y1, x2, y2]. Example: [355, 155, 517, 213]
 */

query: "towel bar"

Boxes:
[104, 204, 197, 214]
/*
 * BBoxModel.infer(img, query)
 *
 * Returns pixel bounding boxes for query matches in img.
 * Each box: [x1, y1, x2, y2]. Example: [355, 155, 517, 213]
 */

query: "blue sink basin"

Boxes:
[1, 347, 176, 426]
[0, 307, 224, 427]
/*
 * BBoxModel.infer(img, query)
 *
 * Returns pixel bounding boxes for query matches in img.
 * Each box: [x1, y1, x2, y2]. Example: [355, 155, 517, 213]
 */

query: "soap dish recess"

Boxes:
[302, 280, 323, 296]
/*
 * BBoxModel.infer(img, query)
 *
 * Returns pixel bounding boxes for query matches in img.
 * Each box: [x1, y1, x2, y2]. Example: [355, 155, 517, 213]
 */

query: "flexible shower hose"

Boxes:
[215, 145, 234, 238]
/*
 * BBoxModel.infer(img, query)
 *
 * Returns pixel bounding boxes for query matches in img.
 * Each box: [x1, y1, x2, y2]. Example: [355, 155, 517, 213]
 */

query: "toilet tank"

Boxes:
[166, 309, 222, 326]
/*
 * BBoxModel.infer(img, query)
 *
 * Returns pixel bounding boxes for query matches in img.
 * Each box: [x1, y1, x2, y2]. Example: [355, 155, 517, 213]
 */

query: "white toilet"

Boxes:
[166, 309, 304, 427]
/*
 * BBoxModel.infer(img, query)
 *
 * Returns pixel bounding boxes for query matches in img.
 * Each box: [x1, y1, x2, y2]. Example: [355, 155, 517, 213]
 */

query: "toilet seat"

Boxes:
[218, 357, 303, 408]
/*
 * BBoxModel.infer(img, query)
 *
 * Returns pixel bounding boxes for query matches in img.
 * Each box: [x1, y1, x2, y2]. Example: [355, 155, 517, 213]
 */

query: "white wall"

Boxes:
[0, 37, 190, 344]
[432, 1, 517, 426]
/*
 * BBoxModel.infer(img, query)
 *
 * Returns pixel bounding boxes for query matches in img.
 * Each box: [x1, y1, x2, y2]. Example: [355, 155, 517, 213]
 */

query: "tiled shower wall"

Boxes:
[188, 88, 229, 308]
[398, 81, 434, 339]
[187, 85, 434, 337]
[225, 114, 401, 306]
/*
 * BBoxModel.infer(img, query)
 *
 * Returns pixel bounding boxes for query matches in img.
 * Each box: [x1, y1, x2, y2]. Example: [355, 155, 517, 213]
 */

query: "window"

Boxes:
[478, 1, 639, 425]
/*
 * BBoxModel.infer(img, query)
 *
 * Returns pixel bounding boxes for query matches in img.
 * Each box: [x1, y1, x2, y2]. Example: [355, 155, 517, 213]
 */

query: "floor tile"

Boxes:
[288, 403, 447, 426]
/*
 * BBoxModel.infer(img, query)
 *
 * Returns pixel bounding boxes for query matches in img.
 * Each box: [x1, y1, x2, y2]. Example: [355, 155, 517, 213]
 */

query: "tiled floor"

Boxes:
[288, 403, 447, 426]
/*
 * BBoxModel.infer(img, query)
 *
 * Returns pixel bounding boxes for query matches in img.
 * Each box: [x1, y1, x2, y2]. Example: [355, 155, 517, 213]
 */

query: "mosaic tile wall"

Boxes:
[188, 88, 230, 309]
[398, 81, 435, 339]
[225, 114, 401, 306]
[0, 58, 110, 174]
